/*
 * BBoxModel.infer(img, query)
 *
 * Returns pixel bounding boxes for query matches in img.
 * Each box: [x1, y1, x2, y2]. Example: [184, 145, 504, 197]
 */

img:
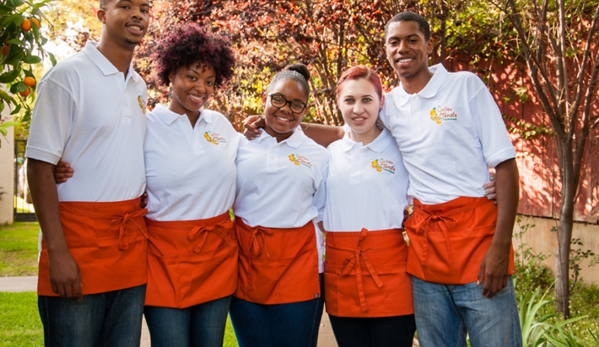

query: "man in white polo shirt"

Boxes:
[25, 0, 150, 346]
[381, 12, 521, 347]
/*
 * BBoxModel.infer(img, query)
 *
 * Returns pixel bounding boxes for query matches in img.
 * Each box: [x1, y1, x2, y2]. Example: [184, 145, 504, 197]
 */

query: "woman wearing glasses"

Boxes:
[229, 63, 329, 347]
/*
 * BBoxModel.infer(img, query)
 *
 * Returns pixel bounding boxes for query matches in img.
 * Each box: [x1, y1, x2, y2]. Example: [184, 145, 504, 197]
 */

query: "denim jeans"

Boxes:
[328, 314, 416, 347]
[229, 273, 324, 347]
[412, 276, 522, 347]
[144, 296, 232, 347]
[38, 284, 146, 347]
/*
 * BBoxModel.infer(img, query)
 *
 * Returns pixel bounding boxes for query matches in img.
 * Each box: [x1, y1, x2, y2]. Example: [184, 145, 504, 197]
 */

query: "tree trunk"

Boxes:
[555, 136, 575, 318]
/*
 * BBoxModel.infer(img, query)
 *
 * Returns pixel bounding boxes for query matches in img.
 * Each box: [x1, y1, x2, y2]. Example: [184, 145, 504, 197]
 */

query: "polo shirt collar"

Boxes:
[340, 127, 394, 153]
[153, 104, 212, 126]
[256, 126, 306, 149]
[393, 63, 448, 106]
[82, 41, 141, 83]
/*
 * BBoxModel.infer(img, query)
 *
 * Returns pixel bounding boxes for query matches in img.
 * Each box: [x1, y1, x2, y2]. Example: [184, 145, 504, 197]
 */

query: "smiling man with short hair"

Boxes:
[26, 0, 151, 345]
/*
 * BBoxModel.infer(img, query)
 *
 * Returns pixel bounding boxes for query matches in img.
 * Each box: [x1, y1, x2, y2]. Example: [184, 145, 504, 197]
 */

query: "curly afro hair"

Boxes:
[153, 23, 235, 88]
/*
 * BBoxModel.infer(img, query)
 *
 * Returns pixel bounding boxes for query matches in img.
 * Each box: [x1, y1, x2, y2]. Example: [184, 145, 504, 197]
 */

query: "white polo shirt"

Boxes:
[144, 105, 240, 221]
[324, 129, 410, 232]
[26, 41, 147, 202]
[381, 64, 516, 204]
[234, 129, 329, 272]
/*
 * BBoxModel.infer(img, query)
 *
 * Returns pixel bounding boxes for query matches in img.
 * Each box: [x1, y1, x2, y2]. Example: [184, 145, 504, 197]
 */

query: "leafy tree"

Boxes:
[134, 0, 512, 130]
[136, 0, 431, 127]
[0, 0, 55, 147]
[43, 0, 101, 50]
[499, 0, 599, 318]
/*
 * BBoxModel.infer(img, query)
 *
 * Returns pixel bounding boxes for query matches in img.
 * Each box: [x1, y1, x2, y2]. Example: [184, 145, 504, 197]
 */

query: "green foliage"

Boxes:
[518, 285, 560, 346]
[432, 0, 518, 66]
[569, 238, 598, 291]
[514, 273, 599, 346]
[545, 324, 593, 347]
[513, 217, 599, 345]
[513, 217, 554, 291]
[503, 115, 555, 140]
[0, 0, 55, 147]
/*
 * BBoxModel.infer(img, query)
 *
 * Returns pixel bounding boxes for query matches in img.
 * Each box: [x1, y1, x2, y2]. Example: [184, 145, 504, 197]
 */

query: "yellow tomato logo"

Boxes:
[430, 108, 442, 124]
[204, 132, 219, 145]
[288, 154, 300, 166]
[371, 159, 382, 172]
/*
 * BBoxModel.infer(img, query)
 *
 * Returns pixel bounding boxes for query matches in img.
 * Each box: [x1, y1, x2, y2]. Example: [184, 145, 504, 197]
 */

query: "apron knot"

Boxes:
[115, 208, 148, 251]
[412, 212, 456, 266]
[250, 228, 273, 258]
[337, 240, 385, 312]
[188, 221, 235, 253]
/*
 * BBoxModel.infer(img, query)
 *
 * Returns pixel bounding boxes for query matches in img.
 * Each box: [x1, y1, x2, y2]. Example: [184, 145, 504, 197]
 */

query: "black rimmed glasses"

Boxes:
[268, 93, 307, 114]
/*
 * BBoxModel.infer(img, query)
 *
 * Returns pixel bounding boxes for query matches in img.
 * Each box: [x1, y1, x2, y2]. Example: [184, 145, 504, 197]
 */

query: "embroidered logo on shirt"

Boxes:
[289, 154, 312, 168]
[204, 132, 227, 145]
[137, 95, 146, 114]
[371, 159, 396, 174]
[430, 106, 457, 124]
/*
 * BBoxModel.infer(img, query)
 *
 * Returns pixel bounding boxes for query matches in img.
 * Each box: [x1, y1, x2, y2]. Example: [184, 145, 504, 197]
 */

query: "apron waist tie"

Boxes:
[336, 228, 384, 312]
[112, 208, 149, 251]
[187, 221, 236, 253]
[411, 214, 454, 267]
[246, 227, 273, 291]
[411, 201, 479, 267]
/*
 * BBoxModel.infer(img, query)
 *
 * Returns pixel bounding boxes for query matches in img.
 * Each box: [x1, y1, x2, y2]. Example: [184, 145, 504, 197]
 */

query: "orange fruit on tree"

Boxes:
[31, 18, 40, 28]
[1, 45, 9, 56]
[21, 19, 31, 31]
[20, 87, 31, 97]
[23, 76, 36, 87]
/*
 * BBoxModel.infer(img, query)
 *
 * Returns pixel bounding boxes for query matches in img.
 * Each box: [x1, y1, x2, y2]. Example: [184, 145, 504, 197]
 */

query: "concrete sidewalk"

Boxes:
[0, 276, 338, 347]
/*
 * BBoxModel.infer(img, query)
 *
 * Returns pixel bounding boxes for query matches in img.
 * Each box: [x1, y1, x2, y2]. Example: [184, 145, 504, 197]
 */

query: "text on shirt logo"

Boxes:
[371, 159, 396, 174]
[429, 106, 457, 124]
[204, 131, 228, 145]
[288, 154, 312, 168]
[137, 95, 146, 114]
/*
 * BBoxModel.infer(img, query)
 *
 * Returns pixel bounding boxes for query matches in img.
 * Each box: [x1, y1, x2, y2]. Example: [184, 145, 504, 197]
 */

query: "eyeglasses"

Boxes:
[268, 93, 307, 114]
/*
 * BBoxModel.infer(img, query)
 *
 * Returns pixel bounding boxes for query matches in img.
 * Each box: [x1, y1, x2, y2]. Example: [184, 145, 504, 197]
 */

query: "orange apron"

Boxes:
[324, 228, 413, 317]
[234, 219, 320, 305]
[404, 196, 514, 284]
[38, 198, 148, 296]
[145, 212, 238, 308]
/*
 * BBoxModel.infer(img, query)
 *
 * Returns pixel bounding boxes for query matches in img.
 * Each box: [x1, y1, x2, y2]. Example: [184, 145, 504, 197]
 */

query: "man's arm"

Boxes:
[243, 115, 344, 147]
[477, 158, 519, 297]
[301, 122, 344, 148]
[27, 158, 82, 300]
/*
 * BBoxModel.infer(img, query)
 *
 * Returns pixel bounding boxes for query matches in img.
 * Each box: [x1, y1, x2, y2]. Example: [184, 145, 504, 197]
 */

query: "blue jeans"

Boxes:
[328, 314, 415, 347]
[144, 296, 232, 347]
[38, 284, 146, 347]
[229, 273, 324, 347]
[412, 276, 522, 347]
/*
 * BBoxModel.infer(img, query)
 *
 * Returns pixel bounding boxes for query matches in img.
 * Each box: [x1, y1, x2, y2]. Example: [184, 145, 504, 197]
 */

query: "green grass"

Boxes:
[0, 222, 39, 276]
[0, 292, 43, 347]
[223, 319, 239, 347]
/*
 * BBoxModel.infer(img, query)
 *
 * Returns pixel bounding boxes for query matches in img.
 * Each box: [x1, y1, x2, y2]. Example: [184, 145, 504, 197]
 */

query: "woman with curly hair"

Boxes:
[141, 23, 238, 347]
